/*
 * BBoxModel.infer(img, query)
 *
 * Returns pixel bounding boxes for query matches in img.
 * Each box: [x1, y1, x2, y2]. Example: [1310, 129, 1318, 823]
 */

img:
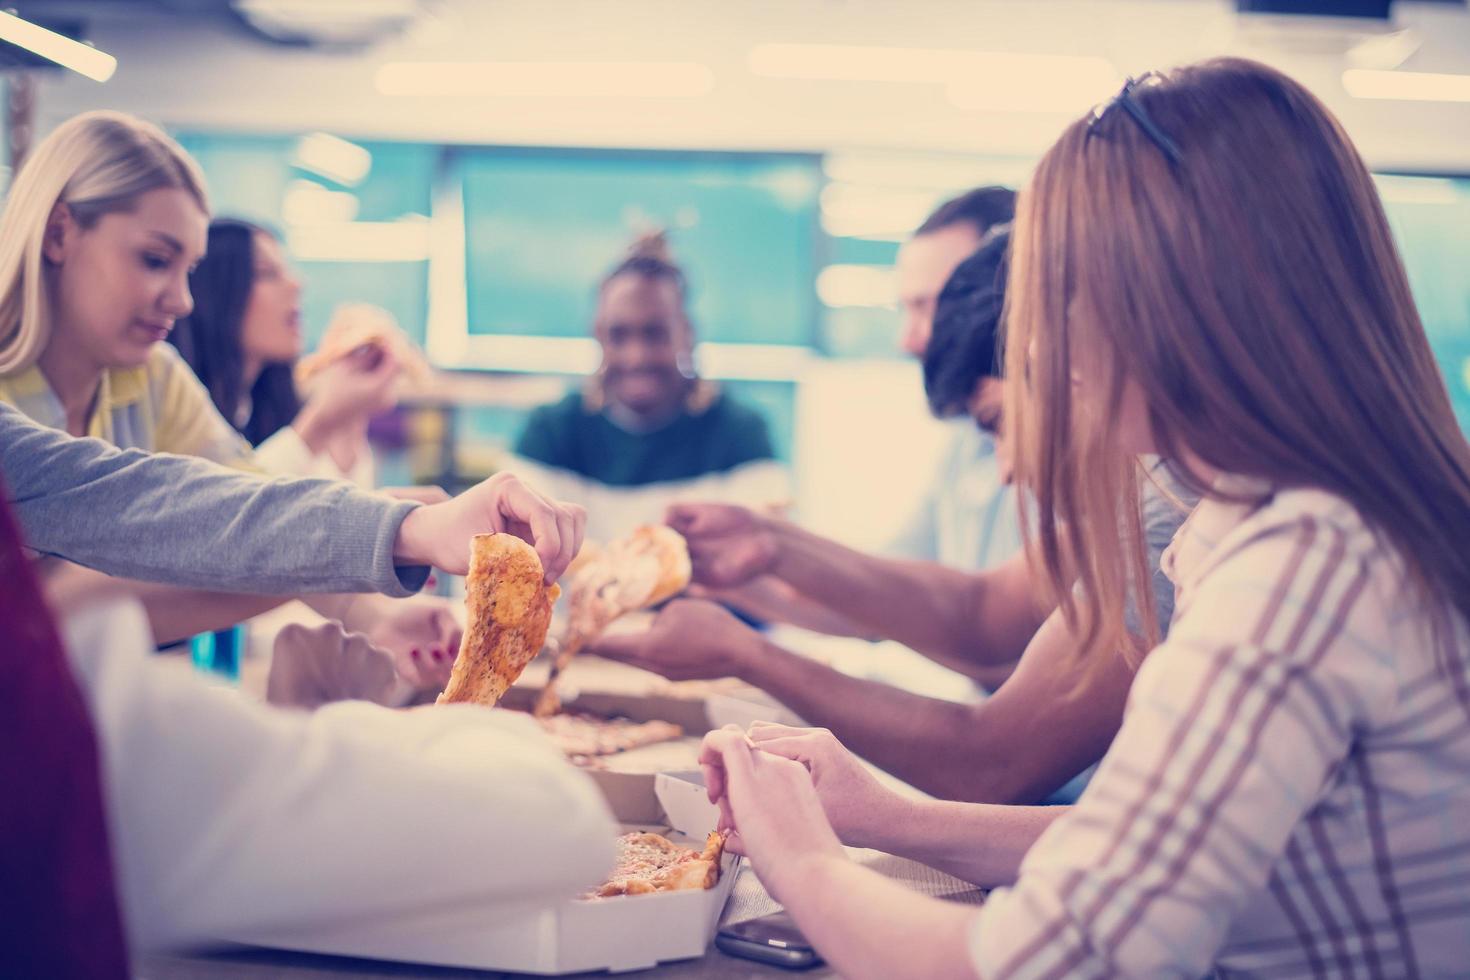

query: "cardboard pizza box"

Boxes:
[500, 655, 776, 824]
[652, 768, 723, 833]
[507, 654, 759, 733]
[218, 772, 739, 975]
[501, 684, 715, 734]
[582, 737, 706, 824]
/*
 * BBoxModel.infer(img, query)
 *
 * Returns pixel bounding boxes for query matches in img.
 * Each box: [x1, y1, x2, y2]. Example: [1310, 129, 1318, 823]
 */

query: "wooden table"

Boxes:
[137, 944, 826, 980]
[137, 852, 984, 980]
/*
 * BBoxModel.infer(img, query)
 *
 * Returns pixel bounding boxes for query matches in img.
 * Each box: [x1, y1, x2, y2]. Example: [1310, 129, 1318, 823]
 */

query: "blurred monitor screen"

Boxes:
[456, 148, 821, 347]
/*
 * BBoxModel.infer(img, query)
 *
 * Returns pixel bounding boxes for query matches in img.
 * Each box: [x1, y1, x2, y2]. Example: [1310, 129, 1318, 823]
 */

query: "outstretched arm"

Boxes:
[669, 502, 1046, 674]
[63, 600, 616, 951]
[593, 598, 1131, 804]
[2, 404, 584, 597]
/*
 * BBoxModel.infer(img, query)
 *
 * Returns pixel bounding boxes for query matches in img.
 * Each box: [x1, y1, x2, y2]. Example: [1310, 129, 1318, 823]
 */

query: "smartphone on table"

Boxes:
[715, 911, 823, 970]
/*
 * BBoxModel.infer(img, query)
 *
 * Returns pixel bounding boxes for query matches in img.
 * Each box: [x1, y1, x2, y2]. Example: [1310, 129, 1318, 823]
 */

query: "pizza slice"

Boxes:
[532, 524, 691, 718]
[295, 303, 432, 388]
[654, 832, 727, 891]
[588, 830, 727, 899]
[437, 533, 561, 708]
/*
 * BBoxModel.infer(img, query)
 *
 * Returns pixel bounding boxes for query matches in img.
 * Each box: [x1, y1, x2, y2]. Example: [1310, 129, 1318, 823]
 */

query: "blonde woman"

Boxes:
[0, 111, 455, 692]
[698, 58, 1470, 978]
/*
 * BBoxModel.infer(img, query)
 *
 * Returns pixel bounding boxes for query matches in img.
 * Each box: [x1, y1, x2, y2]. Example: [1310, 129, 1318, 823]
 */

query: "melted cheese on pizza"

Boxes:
[588, 831, 726, 899]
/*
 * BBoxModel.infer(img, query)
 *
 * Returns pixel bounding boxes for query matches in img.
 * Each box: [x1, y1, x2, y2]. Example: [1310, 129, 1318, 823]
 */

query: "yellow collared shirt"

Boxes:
[0, 342, 256, 467]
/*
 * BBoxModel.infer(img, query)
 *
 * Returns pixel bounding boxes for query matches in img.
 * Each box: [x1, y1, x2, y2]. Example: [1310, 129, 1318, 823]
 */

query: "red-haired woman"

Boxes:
[700, 58, 1470, 978]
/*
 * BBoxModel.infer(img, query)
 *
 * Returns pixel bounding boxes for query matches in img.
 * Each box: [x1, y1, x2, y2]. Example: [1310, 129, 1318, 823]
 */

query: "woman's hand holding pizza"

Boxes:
[698, 726, 847, 904]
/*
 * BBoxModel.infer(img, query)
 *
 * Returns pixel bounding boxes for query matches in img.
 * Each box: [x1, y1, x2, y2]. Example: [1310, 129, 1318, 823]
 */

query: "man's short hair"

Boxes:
[924, 228, 1010, 419]
[914, 186, 1017, 238]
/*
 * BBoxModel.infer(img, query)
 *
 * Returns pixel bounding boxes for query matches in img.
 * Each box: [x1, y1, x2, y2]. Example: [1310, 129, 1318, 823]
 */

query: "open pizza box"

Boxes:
[502, 654, 773, 826]
[219, 770, 739, 975]
[501, 682, 715, 735]
[505, 652, 760, 734]
[583, 737, 708, 824]
[522, 684, 807, 825]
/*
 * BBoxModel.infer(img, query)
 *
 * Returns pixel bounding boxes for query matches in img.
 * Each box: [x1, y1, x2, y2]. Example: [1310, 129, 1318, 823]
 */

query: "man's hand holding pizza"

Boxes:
[665, 503, 781, 589]
[588, 598, 767, 682]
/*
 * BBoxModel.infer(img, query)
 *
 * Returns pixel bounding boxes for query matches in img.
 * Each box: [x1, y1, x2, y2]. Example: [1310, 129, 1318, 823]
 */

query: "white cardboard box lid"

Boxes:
[219, 770, 739, 975]
[654, 769, 722, 838]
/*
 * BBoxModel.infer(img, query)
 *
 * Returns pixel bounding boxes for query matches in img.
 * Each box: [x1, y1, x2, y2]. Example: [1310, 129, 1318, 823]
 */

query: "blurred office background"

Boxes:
[9, 0, 1470, 548]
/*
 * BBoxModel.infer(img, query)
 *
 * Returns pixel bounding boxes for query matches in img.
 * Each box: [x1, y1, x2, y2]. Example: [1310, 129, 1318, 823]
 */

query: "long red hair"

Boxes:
[1005, 57, 1470, 671]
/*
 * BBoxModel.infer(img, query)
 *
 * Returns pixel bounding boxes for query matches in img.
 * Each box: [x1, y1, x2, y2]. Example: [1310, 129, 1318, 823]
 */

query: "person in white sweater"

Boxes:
[64, 598, 617, 955]
[0, 407, 610, 972]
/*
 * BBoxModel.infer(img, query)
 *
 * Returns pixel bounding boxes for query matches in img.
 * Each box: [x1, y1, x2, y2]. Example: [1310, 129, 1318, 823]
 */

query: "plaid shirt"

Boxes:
[969, 482, 1470, 978]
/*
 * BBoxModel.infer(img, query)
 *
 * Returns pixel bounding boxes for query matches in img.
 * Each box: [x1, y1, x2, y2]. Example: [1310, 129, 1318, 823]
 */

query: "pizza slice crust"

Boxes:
[437, 533, 560, 708]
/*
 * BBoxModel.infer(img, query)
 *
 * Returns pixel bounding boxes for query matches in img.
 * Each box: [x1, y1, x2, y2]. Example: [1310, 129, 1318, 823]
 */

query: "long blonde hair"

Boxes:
[1006, 57, 1470, 671]
[0, 110, 209, 375]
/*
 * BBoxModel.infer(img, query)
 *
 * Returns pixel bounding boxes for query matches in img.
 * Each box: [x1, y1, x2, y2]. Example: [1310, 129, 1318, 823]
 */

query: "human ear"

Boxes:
[42, 202, 75, 265]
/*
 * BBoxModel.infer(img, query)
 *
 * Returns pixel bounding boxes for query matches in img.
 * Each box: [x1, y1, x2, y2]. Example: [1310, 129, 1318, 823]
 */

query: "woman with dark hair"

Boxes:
[171, 219, 400, 486]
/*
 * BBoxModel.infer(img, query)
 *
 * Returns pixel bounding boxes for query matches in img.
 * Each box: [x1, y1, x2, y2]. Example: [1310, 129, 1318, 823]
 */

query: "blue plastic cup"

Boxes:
[190, 623, 245, 681]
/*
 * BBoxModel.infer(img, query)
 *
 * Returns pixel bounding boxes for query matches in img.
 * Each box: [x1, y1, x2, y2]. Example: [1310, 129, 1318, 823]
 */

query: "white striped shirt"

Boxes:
[969, 482, 1470, 978]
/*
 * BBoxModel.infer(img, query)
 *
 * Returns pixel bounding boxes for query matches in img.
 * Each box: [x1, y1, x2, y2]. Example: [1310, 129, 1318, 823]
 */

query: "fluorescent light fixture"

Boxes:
[824, 151, 1035, 192]
[237, 0, 420, 17]
[233, 0, 421, 46]
[375, 61, 715, 98]
[286, 216, 430, 263]
[292, 132, 372, 186]
[749, 42, 969, 84]
[816, 265, 897, 309]
[450, 336, 809, 382]
[749, 42, 1117, 113]
[1343, 68, 1470, 103]
[821, 183, 943, 240]
[0, 11, 115, 82]
[947, 54, 1119, 114]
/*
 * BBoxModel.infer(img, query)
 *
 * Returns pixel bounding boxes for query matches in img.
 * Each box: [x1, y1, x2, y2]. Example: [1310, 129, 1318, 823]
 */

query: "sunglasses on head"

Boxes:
[1087, 72, 1183, 166]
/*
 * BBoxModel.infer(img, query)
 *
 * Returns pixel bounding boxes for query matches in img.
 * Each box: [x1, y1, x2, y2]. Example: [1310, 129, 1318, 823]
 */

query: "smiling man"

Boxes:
[510, 231, 787, 541]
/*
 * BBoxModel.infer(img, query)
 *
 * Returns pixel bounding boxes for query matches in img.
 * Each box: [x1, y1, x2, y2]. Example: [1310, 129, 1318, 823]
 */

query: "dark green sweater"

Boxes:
[514, 390, 775, 487]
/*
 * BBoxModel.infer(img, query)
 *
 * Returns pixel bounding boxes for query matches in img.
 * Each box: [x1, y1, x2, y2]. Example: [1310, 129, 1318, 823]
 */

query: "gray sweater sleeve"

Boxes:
[0, 403, 429, 596]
